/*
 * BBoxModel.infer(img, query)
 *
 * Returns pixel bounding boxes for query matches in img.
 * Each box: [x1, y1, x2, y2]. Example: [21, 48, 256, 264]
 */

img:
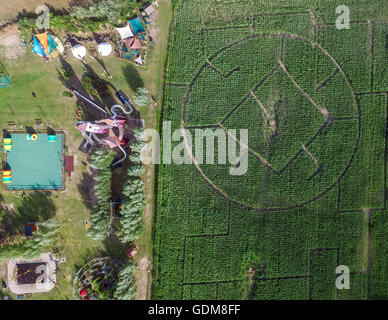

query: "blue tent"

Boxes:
[32, 36, 47, 57]
[129, 17, 146, 36]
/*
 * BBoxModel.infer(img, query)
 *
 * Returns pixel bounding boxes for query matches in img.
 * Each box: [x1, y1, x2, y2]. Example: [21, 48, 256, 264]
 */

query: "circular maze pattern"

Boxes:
[183, 33, 360, 211]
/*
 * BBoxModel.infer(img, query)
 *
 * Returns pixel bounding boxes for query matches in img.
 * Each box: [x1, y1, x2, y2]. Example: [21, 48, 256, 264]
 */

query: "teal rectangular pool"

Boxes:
[5, 133, 64, 190]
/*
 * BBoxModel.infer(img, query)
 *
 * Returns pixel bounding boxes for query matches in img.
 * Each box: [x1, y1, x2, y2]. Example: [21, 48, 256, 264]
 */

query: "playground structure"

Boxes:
[32, 32, 63, 60]
[73, 257, 122, 300]
[2, 132, 64, 190]
[73, 89, 134, 168]
[115, 14, 151, 65]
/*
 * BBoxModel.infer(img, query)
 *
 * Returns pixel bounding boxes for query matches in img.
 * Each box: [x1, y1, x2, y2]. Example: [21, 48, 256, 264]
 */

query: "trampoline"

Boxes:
[5, 133, 64, 190]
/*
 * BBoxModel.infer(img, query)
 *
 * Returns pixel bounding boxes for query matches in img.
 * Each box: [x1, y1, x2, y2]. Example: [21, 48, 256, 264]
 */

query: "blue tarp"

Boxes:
[129, 17, 146, 36]
[32, 36, 47, 57]
[47, 33, 58, 55]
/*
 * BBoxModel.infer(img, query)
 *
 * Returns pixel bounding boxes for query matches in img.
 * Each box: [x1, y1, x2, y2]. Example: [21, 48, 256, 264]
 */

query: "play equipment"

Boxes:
[32, 32, 60, 59]
[71, 44, 87, 60]
[72, 89, 133, 168]
[26, 133, 38, 141]
[2, 170, 12, 184]
[48, 134, 56, 142]
[3, 137, 12, 151]
[97, 42, 113, 57]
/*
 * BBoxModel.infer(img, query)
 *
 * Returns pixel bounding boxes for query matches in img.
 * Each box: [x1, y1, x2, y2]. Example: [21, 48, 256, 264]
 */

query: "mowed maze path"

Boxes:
[153, 0, 388, 300]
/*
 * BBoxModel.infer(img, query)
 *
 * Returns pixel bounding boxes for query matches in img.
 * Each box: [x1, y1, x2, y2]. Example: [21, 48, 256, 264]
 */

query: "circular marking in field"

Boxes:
[182, 33, 360, 211]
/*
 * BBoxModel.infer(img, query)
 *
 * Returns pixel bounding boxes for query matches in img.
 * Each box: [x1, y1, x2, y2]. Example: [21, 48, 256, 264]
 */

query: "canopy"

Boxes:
[134, 55, 143, 65]
[71, 44, 87, 59]
[124, 37, 144, 50]
[97, 42, 113, 56]
[32, 33, 58, 57]
[115, 25, 134, 40]
[145, 4, 156, 16]
[129, 17, 146, 36]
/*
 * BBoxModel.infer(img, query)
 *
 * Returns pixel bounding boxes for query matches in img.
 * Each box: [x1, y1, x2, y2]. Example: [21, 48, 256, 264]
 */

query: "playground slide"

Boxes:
[72, 89, 108, 115]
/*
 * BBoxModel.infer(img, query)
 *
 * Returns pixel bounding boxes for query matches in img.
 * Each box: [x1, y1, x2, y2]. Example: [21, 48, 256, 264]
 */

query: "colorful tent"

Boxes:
[71, 44, 87, 60]
[129, 17, 146, 36]
[124, 37, 145, 50]
[97, 42, 113, 56]
[32, 32, 58, 58]
[115, 25, 134, 40]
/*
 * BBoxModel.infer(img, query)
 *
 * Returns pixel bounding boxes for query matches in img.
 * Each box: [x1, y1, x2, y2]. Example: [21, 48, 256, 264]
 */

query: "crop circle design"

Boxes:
[183, 33, 360, 211]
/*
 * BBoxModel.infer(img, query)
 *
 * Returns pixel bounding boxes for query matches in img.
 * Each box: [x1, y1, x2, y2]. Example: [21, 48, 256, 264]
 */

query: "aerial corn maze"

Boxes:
[152, 0, 388, 299]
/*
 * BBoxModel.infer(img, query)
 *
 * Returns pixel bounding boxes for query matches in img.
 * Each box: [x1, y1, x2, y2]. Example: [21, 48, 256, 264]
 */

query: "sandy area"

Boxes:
[0, 24, 25, 60]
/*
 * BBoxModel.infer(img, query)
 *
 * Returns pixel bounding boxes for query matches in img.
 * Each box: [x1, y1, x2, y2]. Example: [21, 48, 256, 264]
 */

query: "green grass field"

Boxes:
[153, 0, 388, 299]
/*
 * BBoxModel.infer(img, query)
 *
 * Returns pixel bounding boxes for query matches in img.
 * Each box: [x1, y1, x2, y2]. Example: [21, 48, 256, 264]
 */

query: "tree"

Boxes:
[127, 165, 145, 177]
[133, 88, 150, 107]
[122, 180, 144, 196]
[23, 218, 59, 259]
[130, 141, 146, 154]
[88, 203, 110, 240]
[128, 153, 141, 164]
[133, 127, 145, 141]
[114, 261, 137, 300]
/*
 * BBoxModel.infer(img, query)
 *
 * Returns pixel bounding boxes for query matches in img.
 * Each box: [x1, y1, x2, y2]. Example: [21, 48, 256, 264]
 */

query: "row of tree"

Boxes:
[0, 218, 59, 262]
[114, 261, 137, 300]
[118, 128, 147, 243]
[18, 0, 142, 39]
[86, 128, 147, 245]
[87, 149, 115, 240]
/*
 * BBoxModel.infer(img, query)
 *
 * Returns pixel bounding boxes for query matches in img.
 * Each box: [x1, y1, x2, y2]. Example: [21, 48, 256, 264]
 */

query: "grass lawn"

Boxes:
[0, 0, 172, 300]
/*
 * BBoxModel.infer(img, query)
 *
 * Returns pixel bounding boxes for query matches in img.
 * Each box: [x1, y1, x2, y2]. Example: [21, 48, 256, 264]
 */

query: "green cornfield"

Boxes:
[153, 0, 388, 300]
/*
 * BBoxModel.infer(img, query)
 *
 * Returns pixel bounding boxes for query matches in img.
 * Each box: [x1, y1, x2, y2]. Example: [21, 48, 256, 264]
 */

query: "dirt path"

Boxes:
[0, 24, 25, 60]
[135, 256, 151, 300]
[279, 59, 330, 119]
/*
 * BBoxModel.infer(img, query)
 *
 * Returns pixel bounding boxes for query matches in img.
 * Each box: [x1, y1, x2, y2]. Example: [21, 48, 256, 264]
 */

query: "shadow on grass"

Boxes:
[0, 192, 57, 237]
[102, 234, 128, 260]
[122, 64, 144, 91]
[16, 191, 56, 224]
[77, 171, 98, 210]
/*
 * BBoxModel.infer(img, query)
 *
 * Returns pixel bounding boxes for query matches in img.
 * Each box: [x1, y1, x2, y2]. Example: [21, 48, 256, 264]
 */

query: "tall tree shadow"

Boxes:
[1, 192, 57, 235]
[77, 170, 98, 210]
[122, 64, 144, 91]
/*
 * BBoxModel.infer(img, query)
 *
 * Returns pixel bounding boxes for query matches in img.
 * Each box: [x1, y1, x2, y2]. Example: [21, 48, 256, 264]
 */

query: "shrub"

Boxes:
[133, 88, 150, 107]
[62, 91, 74, 98]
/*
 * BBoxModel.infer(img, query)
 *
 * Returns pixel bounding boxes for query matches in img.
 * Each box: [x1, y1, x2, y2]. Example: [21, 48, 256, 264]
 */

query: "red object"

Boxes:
[68, 171, 71, 177]
[64, 156, 74, 172]
[80, 289, 87, 297]
[126, 245, 138, 258]
[119, 137, 127, 146]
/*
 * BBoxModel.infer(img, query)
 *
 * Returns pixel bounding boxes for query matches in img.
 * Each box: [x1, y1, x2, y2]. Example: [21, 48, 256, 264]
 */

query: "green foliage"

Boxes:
[62, 91, 73, 98]
[153, 0, 388, 300]
[127, 165, 145, 177]
[23, 218, 59, 259]
[114, 261, 137, 300]
[133, 88, 150, 107]
[71, 0, 140, 26]
[88, 203, 110, 240]
[17, 17, 36, 40]
[130, 141, 146, 153]
[87, 150, 115, 240]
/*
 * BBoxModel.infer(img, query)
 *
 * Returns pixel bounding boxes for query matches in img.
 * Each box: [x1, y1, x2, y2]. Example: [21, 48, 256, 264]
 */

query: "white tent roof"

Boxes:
[145, 5, 156, 16]
[134, 55, 143, 65]
[97, 42, 112, 56]
[115, 25, 134, 40]
[71, 44, 87, 59]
